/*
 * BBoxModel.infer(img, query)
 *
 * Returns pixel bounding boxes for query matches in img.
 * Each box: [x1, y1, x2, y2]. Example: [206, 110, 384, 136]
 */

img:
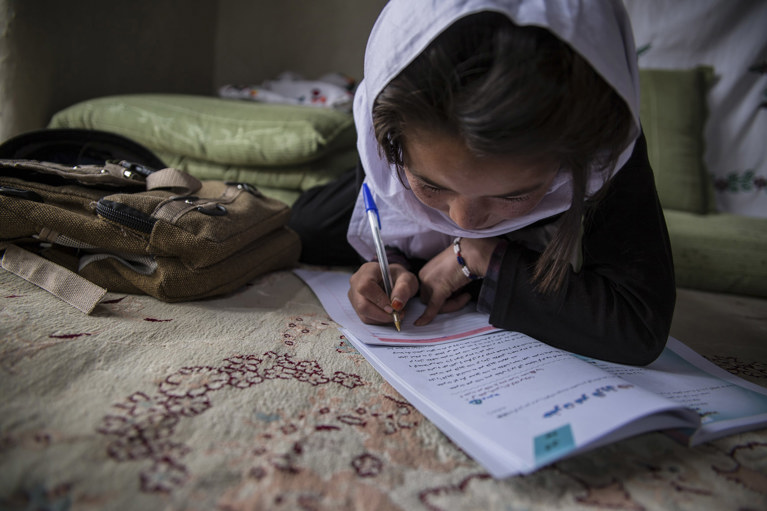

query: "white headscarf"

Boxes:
[347, 0, 641, 261]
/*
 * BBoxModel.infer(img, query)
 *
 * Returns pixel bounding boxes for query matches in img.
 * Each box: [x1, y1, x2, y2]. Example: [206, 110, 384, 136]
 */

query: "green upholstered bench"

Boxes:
[641, 67, 767, 298]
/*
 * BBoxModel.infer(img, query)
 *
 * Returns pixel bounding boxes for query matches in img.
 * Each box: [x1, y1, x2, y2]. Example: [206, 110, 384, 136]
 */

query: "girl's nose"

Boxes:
[448, 197, 490, 230]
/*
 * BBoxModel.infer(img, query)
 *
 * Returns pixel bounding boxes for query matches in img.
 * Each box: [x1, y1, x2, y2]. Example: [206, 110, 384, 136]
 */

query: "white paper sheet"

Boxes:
[294, 269, 498, 345]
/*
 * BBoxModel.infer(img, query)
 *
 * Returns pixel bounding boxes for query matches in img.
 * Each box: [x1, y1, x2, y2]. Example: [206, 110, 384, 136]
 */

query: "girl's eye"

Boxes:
[500, 195, 530, 203]
[411, 177, 442, 194]
[422, 183, 442, 193]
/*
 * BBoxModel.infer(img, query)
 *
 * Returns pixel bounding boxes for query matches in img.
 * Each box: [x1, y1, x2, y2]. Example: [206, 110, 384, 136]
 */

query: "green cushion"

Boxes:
[155, 147, 357, 203]
[256, 187, 302, 206]
[639, 67, 713, 214]
[48, 94, 356, 167]
[664, 209, 767, 297]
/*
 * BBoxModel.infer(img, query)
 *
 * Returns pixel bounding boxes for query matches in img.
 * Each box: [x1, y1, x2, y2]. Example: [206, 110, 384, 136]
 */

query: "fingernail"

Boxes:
[391, 298, 404, 311]
[384, 304, 394, 314]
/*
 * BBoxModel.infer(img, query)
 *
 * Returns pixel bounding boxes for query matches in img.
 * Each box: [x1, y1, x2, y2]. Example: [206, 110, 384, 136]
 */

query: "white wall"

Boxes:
[0, 0, 386, 141]
[0, 0, 217, 141]
[214, 0, 386, 86]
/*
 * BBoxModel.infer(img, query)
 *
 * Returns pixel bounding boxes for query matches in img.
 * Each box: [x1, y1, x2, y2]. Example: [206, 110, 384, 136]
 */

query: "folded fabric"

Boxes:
[154, 148, 357, 205]
[48, 94, 357, 167]
[250, 187, 301, 206]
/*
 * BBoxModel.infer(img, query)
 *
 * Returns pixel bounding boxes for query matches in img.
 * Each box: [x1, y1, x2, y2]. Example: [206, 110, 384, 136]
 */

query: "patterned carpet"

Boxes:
[1, 268, 766, 511]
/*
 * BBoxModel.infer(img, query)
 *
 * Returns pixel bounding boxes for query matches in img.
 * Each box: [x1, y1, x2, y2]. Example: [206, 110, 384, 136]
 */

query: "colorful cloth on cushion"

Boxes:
[219, 72, 355, 112]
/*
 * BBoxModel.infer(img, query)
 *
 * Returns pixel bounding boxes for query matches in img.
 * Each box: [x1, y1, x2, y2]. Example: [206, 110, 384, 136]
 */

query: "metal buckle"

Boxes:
[109, 160, 156, 179]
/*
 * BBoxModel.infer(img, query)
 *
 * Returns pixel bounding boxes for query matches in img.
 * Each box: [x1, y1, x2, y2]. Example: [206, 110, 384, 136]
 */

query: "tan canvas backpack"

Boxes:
[0, 131, 300, 312]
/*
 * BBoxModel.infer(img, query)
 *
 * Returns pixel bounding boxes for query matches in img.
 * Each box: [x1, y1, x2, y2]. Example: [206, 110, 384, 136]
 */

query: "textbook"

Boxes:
[295, 269, 767, 477]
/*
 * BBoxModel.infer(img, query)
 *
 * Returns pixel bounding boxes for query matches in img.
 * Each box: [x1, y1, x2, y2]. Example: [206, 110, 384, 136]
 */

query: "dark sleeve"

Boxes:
[486, 133, 676, 365]
[288, 165, 362, 266]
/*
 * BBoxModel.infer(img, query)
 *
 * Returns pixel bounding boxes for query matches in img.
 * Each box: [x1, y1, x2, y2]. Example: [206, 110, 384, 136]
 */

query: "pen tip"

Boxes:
[393, 311, 401, 332]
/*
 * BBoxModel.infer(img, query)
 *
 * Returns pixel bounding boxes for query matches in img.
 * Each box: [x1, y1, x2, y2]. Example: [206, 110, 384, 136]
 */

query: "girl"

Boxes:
[292, 0, 675, 365]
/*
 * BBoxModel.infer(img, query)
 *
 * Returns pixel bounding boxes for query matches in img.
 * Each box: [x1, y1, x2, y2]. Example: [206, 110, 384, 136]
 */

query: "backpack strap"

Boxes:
[1, 245, 107, 314]
[146, 167, 202, 194]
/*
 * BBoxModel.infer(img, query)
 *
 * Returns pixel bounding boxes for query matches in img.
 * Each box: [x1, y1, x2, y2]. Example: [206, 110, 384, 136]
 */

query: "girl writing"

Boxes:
[291, 0, 675, 365]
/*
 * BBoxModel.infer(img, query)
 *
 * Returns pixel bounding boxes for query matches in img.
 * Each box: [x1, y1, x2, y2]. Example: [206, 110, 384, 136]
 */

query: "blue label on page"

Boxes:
[534, 424, 575, 465]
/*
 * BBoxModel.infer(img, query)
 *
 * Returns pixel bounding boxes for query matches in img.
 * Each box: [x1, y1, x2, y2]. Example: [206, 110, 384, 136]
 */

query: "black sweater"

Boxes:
[485, 134, 676, 365]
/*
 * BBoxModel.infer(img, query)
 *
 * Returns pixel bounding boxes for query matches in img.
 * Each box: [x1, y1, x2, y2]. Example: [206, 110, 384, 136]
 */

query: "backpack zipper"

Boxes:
[96, 199, 156, 234]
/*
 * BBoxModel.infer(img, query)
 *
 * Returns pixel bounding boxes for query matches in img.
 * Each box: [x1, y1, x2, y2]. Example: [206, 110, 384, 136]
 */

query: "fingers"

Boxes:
[415, 289, 471, 326]
[349, 239, 498, 328]
[390, 264, 418, 313]
[349, 262, 417, 326]
[441, 292, 472, 313]
[348, 263, 393, 324]
[414, 272, 462, 326]
[414, 246, 471, 326]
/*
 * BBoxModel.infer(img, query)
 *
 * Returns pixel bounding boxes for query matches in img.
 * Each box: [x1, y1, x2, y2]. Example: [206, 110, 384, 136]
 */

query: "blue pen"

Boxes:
[362, 183, 401, 331]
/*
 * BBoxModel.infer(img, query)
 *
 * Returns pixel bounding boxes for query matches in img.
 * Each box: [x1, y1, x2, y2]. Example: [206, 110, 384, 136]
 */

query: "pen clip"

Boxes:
[362, 183, 381, 230]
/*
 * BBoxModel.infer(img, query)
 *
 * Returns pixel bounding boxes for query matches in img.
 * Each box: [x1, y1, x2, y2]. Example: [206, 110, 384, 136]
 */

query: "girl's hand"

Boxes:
[415, 237, 500, 326]
[348, 262, 419, 326]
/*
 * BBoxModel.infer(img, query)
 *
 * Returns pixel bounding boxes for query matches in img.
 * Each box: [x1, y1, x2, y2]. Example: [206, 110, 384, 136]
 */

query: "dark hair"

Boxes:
[372, 11, 632, 293]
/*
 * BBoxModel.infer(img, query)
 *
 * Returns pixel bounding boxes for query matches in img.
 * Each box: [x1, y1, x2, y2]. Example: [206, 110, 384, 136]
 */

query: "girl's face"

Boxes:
[403, 130, 560, 231]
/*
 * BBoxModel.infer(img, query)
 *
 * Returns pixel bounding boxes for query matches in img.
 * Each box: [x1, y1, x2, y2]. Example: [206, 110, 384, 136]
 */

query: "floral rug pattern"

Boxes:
[1, 269, 766, 511]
